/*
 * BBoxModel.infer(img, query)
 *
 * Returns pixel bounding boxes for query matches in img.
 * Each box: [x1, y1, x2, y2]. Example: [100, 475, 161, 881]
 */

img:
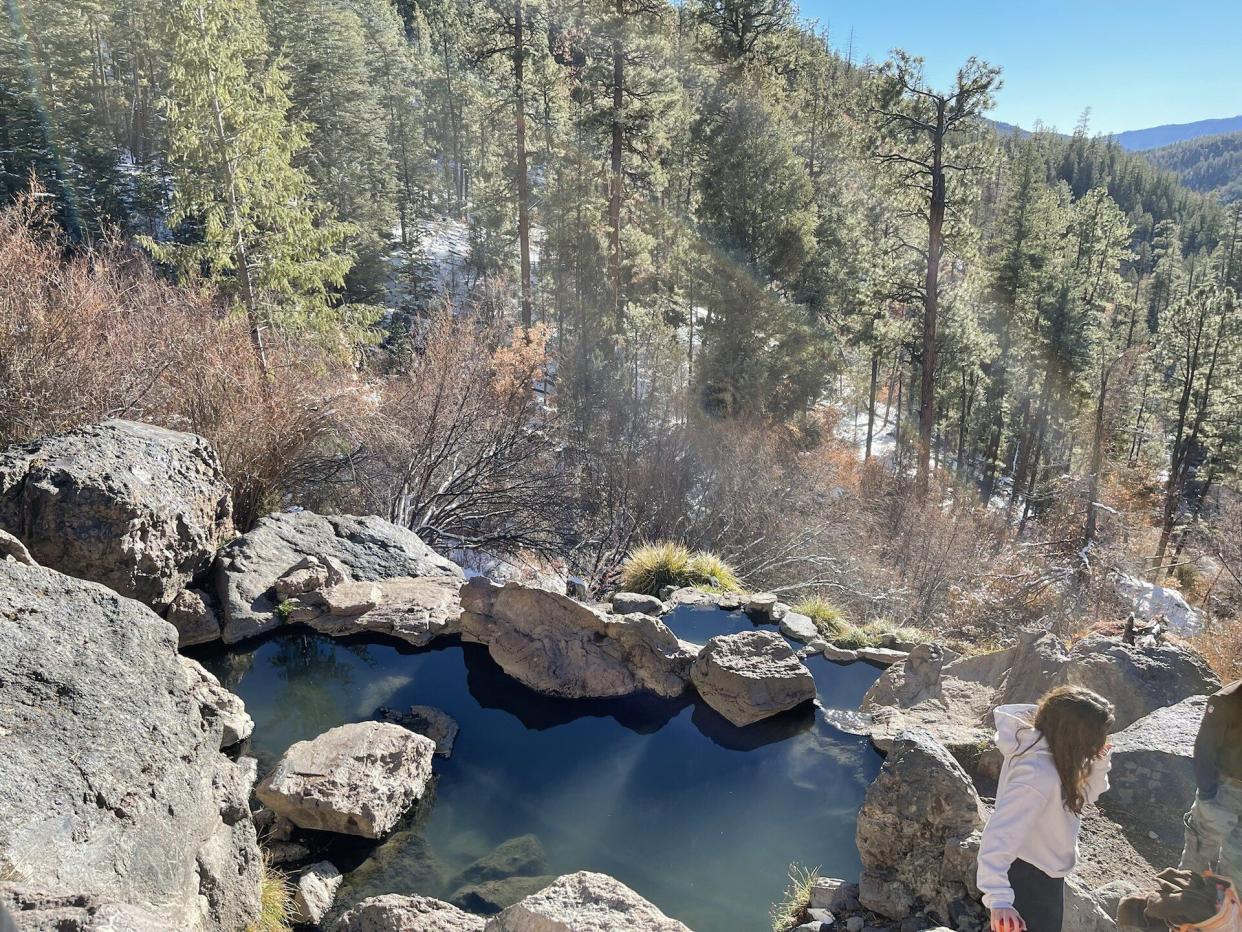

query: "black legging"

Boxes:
[1009, 859, 1065, 932]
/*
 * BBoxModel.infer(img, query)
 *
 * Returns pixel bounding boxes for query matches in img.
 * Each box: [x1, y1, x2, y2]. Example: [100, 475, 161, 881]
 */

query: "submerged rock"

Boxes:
[214, 510, 461, 643]
[460, 578, 696, 699]
[856, 729, 985, 923]
[450, 835, 548, 890]
[334, 894, 485, 932]
[256, 721, 436, 838]
[0, 419, 232, 610]
[0, 560, 261, 928]
[484, 871, 691, 931]
[690, 629, 816, 727]
[451, 875, 557, 914]
[337, 829, 448, 908]
[379, 704, 460, 757]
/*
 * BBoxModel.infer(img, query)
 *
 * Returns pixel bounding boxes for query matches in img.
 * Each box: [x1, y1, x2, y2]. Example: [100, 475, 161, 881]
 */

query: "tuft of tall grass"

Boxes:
[246, 856, 293, 932]
[793, 595, 847, 639]
[833, 618, 930, 649]
[769, 863, 820, 932]
[619, 542, 743, 595]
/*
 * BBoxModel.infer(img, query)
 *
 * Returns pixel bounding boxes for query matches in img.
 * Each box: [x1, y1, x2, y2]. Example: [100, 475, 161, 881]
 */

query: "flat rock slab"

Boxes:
[214, 510, 462, 643]
[334, 894, 486, 932]
[611, 591, 666, 616]
[779, 611, 819, 643]
[484, 871, 691, 931]
[256, 721, 435, 838]
[0, 419, 232, 610]
[690, 629, 815, 727]
[461, 578, 695, 699]
[305, 575, 463, 647]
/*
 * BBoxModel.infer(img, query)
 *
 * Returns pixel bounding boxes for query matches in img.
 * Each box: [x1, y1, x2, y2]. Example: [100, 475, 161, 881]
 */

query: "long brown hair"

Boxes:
[1026, 685, 1115, 815]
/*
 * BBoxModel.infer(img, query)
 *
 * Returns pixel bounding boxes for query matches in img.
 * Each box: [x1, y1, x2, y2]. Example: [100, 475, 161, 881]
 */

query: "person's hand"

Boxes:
[990, 906, 1026, 932]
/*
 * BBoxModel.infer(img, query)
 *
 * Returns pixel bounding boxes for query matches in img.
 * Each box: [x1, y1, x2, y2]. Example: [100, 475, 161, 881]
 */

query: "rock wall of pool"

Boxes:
[198, 603, 886, 931]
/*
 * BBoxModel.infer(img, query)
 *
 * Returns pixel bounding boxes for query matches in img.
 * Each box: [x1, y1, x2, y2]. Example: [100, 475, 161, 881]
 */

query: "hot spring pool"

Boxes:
[199, 605, 883, 931]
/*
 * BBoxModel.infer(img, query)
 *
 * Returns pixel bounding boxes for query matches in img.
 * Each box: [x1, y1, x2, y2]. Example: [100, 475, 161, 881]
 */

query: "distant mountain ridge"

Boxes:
[1144, 130, 1242, 204]
[1111, 116, 1242, 151]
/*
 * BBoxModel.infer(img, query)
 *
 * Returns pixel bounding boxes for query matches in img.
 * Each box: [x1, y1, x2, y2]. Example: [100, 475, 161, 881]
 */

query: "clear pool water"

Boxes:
[200, 606, 883, 932]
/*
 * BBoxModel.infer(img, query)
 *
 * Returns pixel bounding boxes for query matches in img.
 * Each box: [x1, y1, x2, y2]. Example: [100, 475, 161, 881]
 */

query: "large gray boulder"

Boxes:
[0, 420, 233, 610]
[483, 871, 691, 931]
[0, 560, 261, 929]
[690, 630, 816, 727]
[214, 511, 462, 643]
[255, 722, 436, 838]
[856, 729, 985, 924]
[1101, 694, 1208, 815]
[1066, 635, 1218, 729]
[863, 631, 1217, 758]
[460, 578, 696, 699]
[334, 894, 486, 932]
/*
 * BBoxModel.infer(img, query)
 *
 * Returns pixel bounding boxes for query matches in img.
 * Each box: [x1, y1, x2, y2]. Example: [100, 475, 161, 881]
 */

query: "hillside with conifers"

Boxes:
[2, 0, 1240, 676]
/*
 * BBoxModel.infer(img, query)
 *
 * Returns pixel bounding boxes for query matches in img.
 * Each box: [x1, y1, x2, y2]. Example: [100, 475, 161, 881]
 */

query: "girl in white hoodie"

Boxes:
[978, 685, 1115, 932]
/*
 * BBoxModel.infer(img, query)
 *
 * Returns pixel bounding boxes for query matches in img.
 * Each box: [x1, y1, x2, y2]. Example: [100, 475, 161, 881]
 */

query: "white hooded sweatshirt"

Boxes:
[976, 704, 1112, 910]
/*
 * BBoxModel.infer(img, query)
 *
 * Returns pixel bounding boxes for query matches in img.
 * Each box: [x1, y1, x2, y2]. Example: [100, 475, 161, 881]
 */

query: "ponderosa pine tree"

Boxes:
[870, 51, 1000, 495]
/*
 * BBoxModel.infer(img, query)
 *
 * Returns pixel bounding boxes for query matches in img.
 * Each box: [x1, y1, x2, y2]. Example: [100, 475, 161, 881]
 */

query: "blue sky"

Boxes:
[798, 0, 1242, 135]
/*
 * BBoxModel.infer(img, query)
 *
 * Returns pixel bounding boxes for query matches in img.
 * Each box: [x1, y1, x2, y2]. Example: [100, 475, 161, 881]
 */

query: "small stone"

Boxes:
[266, 841, 311, 866]
[856, 646, 909, 666]
[611, 591, 666, 616]
[291, 860, 342, 924]
[847, 916, 865, 932]
[822, 644, 860, 663]
[744, 592, 780, 618]
[809, 907, 836, 923]
[378, 704, 460, 757]
[322, 580, 382, 616]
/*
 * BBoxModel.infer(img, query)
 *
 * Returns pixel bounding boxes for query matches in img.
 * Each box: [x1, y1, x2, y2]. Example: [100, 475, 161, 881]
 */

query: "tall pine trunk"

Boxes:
[514, 0, 533, 329]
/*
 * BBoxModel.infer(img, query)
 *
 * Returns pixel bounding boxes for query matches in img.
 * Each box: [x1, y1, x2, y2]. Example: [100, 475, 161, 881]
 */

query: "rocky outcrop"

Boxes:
[690, 630, 816, 727]
[0, 887, 169, 931]
[379, 705, 460, 757]
[0, 420, 232, 610]
[855, 729, 985, 924]
[1065, 634, 1218, 730]
[484, 871, 691, 931]
[863, 631, 1217, 757]
[334, 894, 486, 932]
[255, 722, 436, 838]
[460, 578, 696, 699]
[0, 560, 261, 929]
[1101, 694, 1207, 814]
[292, 861, 344, 926]
[214, 511, 461, 643]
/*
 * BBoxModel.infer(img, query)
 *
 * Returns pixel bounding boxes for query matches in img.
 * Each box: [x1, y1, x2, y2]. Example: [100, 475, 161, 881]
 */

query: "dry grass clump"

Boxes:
[793, 596, 848, 639]
[246, 856, 292, 932]
[619, 542, 743, 595]
[769, 863, 820, 932]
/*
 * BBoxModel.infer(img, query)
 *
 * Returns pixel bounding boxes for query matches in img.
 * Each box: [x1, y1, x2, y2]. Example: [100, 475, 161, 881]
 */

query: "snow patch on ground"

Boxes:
[1114, 573, 1203, 636]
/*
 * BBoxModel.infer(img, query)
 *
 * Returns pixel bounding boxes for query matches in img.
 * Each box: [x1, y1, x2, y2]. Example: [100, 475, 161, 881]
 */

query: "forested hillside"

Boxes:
[1146, 131, 1242, 204]
[2, 0, 1240, 667]
[1112, 114, 1242, 151]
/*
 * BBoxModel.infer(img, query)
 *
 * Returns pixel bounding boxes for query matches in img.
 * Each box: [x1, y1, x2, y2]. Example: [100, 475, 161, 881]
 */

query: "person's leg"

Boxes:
[1181, 794, 1229, 873]
[1215, 779, 1242, 881]
[1008, 860, 1065, 932]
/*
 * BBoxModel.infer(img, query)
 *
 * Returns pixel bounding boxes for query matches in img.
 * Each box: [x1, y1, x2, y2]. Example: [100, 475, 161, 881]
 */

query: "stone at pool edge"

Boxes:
[379, 704, 460, 757]
[292, 860, 343, 925]
[690, 629, 816, 727]
[611, 590, 667, 616]
[333, 894, 486, 932]
[483, 871, 692, 931]
[255, 721, 436, 839]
